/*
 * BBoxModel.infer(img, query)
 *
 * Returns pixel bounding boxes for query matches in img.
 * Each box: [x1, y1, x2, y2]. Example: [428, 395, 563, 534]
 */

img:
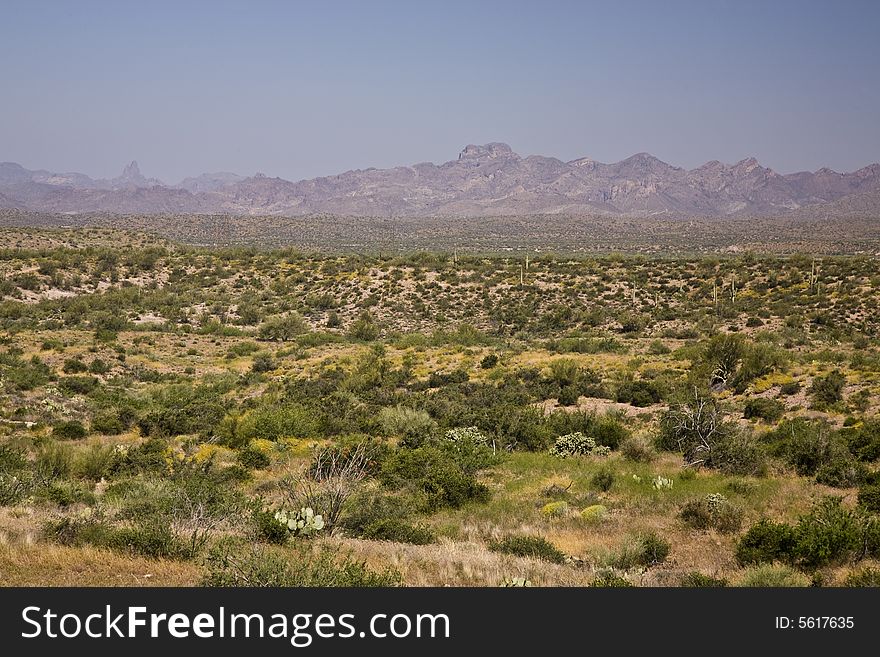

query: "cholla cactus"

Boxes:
[444, 426, 488, 444]
[652, 475, 674, 490]
[551, 432, 611, 458]
[705, 492, 727, 513]
[550, 432, 596, 457]
[274, 507, 325, 537]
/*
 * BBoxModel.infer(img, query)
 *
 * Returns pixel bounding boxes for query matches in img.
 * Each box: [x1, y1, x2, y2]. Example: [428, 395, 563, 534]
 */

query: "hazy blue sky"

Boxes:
[1, 0, 878, 182]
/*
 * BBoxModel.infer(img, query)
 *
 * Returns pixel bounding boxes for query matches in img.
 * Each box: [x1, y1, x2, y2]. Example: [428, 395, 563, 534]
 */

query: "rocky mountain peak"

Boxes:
[733, 157, 761, 172]
[458, 142, 517, 161]
[115, 160, 148, 187]
[123, 160, 140, 176]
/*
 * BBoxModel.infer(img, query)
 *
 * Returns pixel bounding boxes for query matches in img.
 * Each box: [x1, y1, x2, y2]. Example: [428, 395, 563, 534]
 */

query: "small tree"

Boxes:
[703, 334, 744, 389]
[659, 388, 763, 475]
[660, 388, 723, 467]
[258, 313, 308, 342]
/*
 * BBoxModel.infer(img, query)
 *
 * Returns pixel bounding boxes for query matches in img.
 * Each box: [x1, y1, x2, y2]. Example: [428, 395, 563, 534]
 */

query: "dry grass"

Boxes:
[330, 536, 593, 586]
[0, 543, 202, 587]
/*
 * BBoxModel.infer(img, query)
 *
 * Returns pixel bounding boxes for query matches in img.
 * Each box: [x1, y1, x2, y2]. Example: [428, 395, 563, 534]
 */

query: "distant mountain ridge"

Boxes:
[2, 144, 879, 218]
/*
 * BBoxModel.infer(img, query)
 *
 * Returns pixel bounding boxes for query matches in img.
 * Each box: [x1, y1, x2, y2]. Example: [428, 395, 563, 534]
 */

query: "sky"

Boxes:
[1, 0, 879, 183]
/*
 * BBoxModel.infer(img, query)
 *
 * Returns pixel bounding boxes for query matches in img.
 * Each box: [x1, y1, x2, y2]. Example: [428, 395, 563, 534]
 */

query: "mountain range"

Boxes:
[2, 144, 879, 218]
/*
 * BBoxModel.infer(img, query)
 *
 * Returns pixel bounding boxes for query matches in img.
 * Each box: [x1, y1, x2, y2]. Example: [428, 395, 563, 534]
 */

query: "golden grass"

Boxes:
[330, 536, 593, 586]
[0, 543, 202, 587]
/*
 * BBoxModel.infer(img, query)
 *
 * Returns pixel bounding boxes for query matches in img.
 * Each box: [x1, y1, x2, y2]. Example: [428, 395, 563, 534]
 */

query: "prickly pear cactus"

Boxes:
[274, 507, 325, 537]
[502, 576, 533, 587]
[652, 475, 674, 490]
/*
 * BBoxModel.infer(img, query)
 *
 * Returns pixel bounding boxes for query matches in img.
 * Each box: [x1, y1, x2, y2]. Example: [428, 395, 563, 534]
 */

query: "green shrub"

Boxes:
[793, 497, 862, 569]
[258, 313, 308, 342]
[844, 567, 880, 587]
[90, 409, 126, 435]
[238, 444, 271, 469]
[858, 482, 880, 513]
[557, 386, 580, 406]
[58, 375, 99, 395]
[814, 447, 867, 488]
[609, 532, 670, 569]
[637, 532, 670, 566]
[766, 419, 861, 486]
[46, 516, 189, 560]
[615, 379, 662, 407]
[89, 358, 110, 374]
[106, 523, 190, 559]
[619, 436, 655, 462]
[680, 493, 744, 533]
[347, 312, 380, 341]
[680, 572, 728, 587]
[45, 480, 96, 507]
[137, 383, 228, 438]
[743, 398, 784, 423]
[72, 444, 116, 481]
[647, 340, 671, 355]
[35, 442, 74, 482]
[590, 467, 615, 492]
[592, 414, 630, 449]
[250, 353, 276, 373]
[701, 333, 745, 389]
[62, 358, 89, 374]
[226, 341, 261, 358]
[809, 370, 845, 407]
[847, 419, 880, 462]
[380, 445, 491, 511]
[488, 535, 566, 564]
[378, 406, 437, 446]
[359, 518, 436, 545]
[0, 444, 31, 505]
[202, 539, 401, 587]
[108, 438, 169, 476]
[708, 429, 766, 476]
[659, 391, 765, 475]
[736, 519, 797, 566]
[737, 564, 810, 587]
[548, 358, 580, 387]
[52, 420, 87, 440]
[738, 498, 869, 570]
[308, 437, 389, 480]
[425, 369, 469, 388]
[236, 403, 318, 442]
[0, 354, 52, 390]
[252, 506, 289, 544]
[590, 570, 633, 587]
[340, 491, 414, 536]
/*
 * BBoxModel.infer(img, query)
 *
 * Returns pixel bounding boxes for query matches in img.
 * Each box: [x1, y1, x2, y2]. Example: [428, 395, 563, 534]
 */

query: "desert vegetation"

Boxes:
[1, 227, 879, 587]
